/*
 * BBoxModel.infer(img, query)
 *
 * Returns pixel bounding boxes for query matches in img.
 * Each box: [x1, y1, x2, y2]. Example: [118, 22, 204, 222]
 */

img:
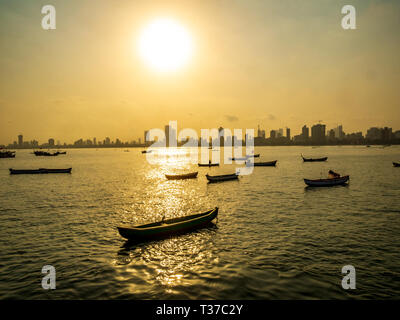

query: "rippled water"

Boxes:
[0, 146, 399, 299]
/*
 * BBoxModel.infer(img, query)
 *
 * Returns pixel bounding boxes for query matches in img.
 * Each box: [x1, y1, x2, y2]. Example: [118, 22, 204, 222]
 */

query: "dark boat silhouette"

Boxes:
[301, 154, 328, 162]
[117, 207, 218, 240]
[206, 173, 238, 183]
[165, 172, 198, 180]
[247, 160, 277, 167]
[198, 162, 219, 167]
[9, 168, 72, 174]
[141, 150, 152, 154]
[393, 162, 400, 167]
[0, 151, 16, 158]
[304, 175, 349, 187]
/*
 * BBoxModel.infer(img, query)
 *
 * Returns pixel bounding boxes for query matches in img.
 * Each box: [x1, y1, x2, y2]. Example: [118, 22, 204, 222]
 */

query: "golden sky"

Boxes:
[0, 0, 399, 144]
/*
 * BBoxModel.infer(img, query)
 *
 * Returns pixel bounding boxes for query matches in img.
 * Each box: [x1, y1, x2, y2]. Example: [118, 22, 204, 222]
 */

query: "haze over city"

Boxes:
[1, 0, 400, 145]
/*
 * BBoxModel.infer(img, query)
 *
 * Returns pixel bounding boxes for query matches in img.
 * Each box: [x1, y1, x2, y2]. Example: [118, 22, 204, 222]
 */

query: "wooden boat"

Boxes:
[165, 172, 198, 180]
[117, 207, 218, 240]
[393, 162, 400, 167]
[229, 157, 248, 161]
[301, 155, 328, 162]
[198, 162, 219, 167]
[141, 150, 152, 154]
[0, 151, 15, 158]
[9, 168, 72, 175]
[206, 173, 238, 183]
[304, 175, 349, 187]
[34, 151, 59, 156]
[247, 160, 277, 167]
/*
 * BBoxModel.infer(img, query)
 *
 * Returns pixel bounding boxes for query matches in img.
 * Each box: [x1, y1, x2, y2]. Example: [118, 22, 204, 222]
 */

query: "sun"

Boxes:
[138, 18, 193, 72]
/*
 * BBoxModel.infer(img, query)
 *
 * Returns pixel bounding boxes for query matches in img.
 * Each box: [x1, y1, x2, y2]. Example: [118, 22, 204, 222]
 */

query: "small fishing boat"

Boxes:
[33, 150, 59, 157]
[0, 151, 16, 158]
[9, 168, 72, 175]
[304, 175, 349, 187]
[206, 173, 238, 183]
[117, 207, 218, 240]
[393, 162, 400, 167]
[247, 160, 277, 167]
[246, 154, 260, 158]
[141, 150, 152, 154]
[229, 157, 248, 161]
[301, 155, 328, 162]
[165, 172, 198, 180]
[198, 162, 219, 167]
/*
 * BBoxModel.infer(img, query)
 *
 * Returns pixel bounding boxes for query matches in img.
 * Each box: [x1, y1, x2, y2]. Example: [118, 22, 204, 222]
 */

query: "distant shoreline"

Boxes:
[1, 143, 398, 150]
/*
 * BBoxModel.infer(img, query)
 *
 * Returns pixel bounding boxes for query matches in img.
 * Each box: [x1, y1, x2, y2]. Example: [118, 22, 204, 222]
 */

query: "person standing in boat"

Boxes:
[328, 170, 340, 179]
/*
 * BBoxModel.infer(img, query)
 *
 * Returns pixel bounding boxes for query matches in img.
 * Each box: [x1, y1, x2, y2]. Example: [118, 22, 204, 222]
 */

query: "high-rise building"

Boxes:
[93, 138, 97, 145]
[270, 130, 276, 139]
[302, 125, 309, 140]
[18, 135, 23, 146]
[311, 124, 326, 144]
[48, 138, 55, 146]
[286, 128, 291, 140]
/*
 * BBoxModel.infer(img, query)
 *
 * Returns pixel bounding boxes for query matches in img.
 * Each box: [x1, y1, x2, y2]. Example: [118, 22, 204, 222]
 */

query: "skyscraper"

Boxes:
[302, 125, 309, 140]
[18, 135, 23, 146]
[311, 124, 326, 144]
[286, 128, 291, 140]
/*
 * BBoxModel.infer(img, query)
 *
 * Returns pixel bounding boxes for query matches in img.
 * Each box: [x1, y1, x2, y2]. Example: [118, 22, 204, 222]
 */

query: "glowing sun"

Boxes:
[138, 18, 194, 72]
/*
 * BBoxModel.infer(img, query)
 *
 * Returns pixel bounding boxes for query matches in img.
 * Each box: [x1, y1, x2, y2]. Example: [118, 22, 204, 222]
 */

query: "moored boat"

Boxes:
[33, 150, 59, 156]
[246, 154, 260, 158]
[301, 154, 328, 162]
[165, 172, 198, 180]
[9, 168, 72, 174]
[117, 207, 218, 240]
[304, 175, 349, 187]
[141, 150, 152, 154]
[206, 173, 238, 183]
[247, 160, 277, 167]
[198, 162, 219, 167]
[0, 151, 16, 158]
[393, 162, 400, 167]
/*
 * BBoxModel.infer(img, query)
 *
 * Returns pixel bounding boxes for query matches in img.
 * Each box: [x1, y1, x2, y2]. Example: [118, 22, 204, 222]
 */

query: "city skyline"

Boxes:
[3, 122, 400, 149]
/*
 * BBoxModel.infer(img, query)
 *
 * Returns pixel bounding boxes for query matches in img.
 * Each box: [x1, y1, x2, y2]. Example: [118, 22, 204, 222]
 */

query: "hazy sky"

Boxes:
[0, 0, 399, 144]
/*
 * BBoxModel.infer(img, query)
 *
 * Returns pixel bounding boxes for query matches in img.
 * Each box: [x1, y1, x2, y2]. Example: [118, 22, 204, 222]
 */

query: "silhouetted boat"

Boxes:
[247, 160, 277, 167]
[304, 175, 349, 187]
[9, 168, 72, 175]
[393, 162, 400, 167]
[33, 150, 59, 156]
[117, 207, 218, 240]
[206, 173, 238, 183]
[229, 157, 248, 161]
[56, 151, 67, 155]
[165, 172, 198, 180]
[246, 154, 260, 158]
[141, 150, 152, 154]
[198, 162, 219, 167]
[301, 155, 328, 162]
[0, 151, 15, 158]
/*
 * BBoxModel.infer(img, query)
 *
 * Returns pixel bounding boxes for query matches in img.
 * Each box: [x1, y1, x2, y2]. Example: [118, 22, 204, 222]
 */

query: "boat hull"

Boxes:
[165, 172, 198, 180]
[393, 162, 400, 167]
[252, 160, 277, 167]
[304, 175, 349, 187]
[302, 156, 328, 162]
[206, 173, 238, 183]
[198, 163, 219, 167]
[9, 168, 72, 174]
[117, 208, 218, 240]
